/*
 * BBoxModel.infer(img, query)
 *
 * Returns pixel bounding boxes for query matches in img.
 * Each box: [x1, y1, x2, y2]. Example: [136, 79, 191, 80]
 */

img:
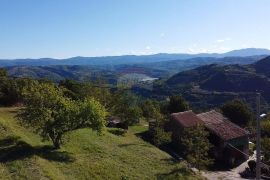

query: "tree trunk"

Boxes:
[53, 139, 61, 149]
[49, 133, 61, 149]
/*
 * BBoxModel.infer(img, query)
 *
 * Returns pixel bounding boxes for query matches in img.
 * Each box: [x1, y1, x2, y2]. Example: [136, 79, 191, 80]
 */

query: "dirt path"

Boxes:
[201, 155, 255, 180]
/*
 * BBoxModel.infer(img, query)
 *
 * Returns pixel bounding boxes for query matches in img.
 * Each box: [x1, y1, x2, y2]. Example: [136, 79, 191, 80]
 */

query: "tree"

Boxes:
[0, 77, 37, 106]
[262, 138, 270, 163]
[18, 82, 107, 149]
[180, 125, 212, 170]
[142, 99, 162, 121]
[262, 118, 270, 164]
[168, 95, 189, 114]
[150, 115, 172, 147]
[59, 79, 111, 108]
[151, 126, 171, 147]
[262, 118, 270, 137]
[221, 99, 252, 127]
[111, 90, 142, 125]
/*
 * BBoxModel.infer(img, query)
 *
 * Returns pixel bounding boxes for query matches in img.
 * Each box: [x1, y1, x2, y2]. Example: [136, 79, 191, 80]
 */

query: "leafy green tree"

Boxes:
[111, 90, 142, 125]
[180, 125, 213, 170]
[142, 99, 162, 121]
[168, 95, 189, 114]
[59, 79, 111, 108]
[0, 77, 37, 106]
[147, 105, 171, 146]
[151, 126, 171, 147]
[18, 82, 107, 148]
[221, 99, 252, 127]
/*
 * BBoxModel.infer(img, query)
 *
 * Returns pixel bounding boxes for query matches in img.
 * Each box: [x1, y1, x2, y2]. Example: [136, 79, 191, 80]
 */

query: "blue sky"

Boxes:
[0, 0, 270, 59]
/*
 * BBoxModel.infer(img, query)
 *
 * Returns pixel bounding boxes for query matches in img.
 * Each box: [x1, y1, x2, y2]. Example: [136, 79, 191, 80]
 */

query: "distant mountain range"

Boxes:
[5, 55, 267, 82]
[1, 48, 270, 67]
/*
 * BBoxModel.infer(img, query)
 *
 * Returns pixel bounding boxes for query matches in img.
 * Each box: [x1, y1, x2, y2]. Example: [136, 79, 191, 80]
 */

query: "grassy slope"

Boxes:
[0, 107, 202, 180]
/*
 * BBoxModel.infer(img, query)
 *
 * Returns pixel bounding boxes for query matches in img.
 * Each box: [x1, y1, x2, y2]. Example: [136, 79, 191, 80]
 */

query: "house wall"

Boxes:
[215, 136, 250, 166]
[208, 133, 249, 166]
[226, 136, 249, 161]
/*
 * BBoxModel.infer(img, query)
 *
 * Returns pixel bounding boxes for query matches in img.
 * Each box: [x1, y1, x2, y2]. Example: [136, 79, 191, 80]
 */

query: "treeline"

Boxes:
[0, 68, 167, 148]
[0, 68, 192, 149]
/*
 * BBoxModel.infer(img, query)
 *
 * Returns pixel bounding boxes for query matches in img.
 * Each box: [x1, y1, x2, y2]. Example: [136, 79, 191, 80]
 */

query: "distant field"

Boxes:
[0, 107, 202, 180]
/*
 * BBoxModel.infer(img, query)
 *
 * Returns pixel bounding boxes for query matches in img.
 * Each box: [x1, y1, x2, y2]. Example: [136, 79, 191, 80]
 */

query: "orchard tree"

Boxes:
[18, 82, 106, 149]
[168, 95, 190, 114]
[221, 99, 252, 127]
[181, 125, 213, 170]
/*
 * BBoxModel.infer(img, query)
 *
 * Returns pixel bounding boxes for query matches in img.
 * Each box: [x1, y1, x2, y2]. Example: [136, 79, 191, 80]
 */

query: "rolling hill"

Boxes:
[150, 56, 270, 112]
[5, 65, 120, 83]
[4, 55, 266, 83]
[0, 107, 202, 180]
[0, 48, 269, 67]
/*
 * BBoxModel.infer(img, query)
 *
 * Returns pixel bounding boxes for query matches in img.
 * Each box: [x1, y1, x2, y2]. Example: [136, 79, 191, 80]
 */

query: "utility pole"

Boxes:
[256, 92, 261, 180]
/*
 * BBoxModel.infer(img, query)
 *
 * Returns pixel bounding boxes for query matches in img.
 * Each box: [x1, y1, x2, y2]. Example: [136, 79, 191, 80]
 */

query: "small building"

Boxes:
[168, 110, 249, 166]
[107, 116, 128, 130]
[197, 110, 249, 165]
[168, 111, 204, 151]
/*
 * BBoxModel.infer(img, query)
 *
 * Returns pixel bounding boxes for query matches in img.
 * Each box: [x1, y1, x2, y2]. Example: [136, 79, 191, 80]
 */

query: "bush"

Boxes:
[151, 127, 171, 147]
[221, 99, 252, 127]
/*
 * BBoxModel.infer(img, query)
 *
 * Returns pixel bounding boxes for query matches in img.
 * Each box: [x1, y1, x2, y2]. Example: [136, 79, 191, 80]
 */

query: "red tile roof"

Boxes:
[197, 110, 249, 141]
[170, 111, 204, 128]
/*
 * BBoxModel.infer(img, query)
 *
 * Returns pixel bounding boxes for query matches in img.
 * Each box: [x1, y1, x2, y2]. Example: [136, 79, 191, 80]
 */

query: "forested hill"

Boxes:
[254, 56, 270, 78]
[151, 56, 270, 111]
[166, 56, 270, 91]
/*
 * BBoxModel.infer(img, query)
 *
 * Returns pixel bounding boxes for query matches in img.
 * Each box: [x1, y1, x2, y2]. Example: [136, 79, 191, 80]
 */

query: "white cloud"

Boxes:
[145, 46, 151, 50]
[216, 37, 232, 43]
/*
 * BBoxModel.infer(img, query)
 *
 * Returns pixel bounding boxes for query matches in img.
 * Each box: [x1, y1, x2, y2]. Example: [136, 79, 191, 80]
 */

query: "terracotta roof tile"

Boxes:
[197, 110, 249, 141]
[171, 111, 204, 128]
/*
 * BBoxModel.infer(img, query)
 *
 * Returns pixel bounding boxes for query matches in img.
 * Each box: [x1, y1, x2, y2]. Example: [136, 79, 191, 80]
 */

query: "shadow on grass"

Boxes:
[107, 128, 126, 136]
[160, 157, 181, 165]
[118, 143, 152, 148]
[207, 159, 241, 172]
[156, 166, 193, 180]
[8, 109, 19, 114]
[135, 130, 184, 162]
[134, 130, 150, 142]
[0, 136, 75, 163]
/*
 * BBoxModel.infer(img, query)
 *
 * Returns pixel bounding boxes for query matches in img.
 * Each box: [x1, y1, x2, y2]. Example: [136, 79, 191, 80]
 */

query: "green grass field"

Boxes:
[0, 107, 202, 180]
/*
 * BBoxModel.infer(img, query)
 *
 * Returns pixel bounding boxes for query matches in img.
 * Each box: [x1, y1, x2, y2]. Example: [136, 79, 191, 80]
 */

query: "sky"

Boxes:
[0, 0, 270, 59]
